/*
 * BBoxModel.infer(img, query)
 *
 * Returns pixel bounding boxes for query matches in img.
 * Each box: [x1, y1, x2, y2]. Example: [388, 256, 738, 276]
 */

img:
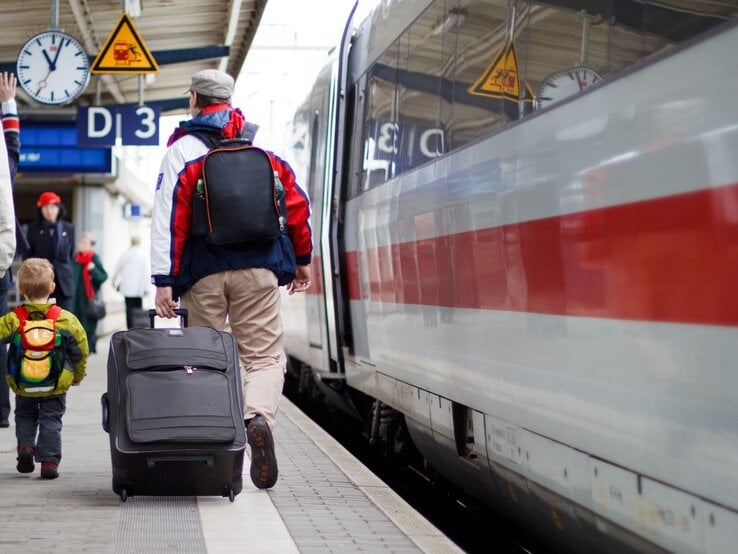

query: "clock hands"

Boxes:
[36, 35, 65, 96]
[51, 38, 64, 69]
[36, 70, 51, 96]
[39, 34, 64, 73]
[42, 49, 54, 70]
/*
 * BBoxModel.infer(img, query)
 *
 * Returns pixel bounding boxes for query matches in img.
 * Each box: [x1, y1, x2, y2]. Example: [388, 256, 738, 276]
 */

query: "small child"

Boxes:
[0, 258, 89, 479]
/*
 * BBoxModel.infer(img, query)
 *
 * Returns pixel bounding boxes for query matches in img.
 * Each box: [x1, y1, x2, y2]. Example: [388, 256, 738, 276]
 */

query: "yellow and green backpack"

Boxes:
[8, 305, 65, 390]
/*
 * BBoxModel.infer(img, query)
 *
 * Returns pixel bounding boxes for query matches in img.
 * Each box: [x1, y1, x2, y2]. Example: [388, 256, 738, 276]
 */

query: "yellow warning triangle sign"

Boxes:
[468, 42, 519, 100]
[91, 13, 159, 74]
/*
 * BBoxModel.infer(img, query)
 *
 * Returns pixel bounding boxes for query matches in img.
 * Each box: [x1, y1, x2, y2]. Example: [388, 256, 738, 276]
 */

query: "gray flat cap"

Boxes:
[185, 69, 234, 99]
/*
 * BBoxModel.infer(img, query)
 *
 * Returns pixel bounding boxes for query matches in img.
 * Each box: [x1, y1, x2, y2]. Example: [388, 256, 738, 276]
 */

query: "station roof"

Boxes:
[0, 0, 266, 114]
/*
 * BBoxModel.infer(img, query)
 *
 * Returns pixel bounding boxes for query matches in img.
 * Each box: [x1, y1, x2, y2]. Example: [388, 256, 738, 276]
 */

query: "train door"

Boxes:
[316, 2, 358, 375]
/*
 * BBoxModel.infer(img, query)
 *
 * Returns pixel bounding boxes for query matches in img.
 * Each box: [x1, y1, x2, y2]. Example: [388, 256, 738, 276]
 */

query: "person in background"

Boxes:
[112, 235, 149, 329]
[0, 71, 20, 428]
[24, 192, 75, 310]
[151, 69, 312, 489]
[71, 232, 108, 353]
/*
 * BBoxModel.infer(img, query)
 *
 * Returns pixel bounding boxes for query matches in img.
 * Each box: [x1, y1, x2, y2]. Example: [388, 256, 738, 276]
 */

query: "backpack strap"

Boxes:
[14, 305, 29, 325]
[242, 122, 259, 145]
[46, 305, 62, 321]
[189, 130, 222, 150]
[14, 304, 62, 324]
[190, 124, 259, 149]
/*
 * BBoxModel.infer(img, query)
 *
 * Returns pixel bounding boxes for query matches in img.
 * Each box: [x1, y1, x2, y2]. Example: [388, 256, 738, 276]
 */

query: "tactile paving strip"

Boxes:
[271, 415, 422, 553]
[115, 496, 206, 554]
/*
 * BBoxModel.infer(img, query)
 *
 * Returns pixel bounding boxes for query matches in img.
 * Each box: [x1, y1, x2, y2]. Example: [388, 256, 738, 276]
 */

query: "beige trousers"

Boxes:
[181, 268, 285, 430]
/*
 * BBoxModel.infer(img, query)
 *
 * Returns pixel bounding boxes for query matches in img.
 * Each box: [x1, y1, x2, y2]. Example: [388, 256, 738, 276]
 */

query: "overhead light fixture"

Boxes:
[124, 0, 142, 18]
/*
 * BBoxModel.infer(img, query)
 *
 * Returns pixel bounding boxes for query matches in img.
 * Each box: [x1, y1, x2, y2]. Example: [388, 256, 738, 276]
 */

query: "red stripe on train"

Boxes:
[341, 183, 738, 326]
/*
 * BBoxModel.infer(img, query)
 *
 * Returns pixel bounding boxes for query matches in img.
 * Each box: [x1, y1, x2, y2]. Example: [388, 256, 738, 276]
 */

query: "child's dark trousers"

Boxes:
[15, 394, 67, 464]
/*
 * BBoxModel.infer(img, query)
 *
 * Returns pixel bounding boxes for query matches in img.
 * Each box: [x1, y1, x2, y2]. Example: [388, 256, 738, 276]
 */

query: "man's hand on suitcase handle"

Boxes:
[155, 286, 179, 318]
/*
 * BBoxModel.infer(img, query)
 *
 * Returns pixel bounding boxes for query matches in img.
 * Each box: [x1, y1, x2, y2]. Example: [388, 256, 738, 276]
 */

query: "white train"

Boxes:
[281, 1, 738, 552]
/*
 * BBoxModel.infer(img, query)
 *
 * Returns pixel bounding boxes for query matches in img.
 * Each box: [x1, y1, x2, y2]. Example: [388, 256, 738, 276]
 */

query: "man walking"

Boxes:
[151, 69, 312, 489]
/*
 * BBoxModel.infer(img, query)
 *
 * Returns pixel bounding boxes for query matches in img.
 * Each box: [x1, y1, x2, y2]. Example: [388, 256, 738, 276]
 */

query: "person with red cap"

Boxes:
[23, 192, 76, 310]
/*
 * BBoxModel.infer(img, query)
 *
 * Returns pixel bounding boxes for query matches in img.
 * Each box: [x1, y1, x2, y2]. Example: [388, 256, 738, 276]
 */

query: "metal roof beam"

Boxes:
[218, 0, 242, 72]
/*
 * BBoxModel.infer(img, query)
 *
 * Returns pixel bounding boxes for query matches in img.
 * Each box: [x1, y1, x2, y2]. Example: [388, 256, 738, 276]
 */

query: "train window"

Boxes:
[396, 1, 446, 173]
[356, 0, 737, 185]
[287, 108, 310, 192]
[446, 0, 512, 151]
[361, 39, 401, 192]
[348, 77, 368, 201]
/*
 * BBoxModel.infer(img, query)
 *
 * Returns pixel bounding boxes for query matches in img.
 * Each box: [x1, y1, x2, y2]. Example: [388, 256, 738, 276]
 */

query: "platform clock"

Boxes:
[16, 30, 90, 105]
[535, 66, 602, 110]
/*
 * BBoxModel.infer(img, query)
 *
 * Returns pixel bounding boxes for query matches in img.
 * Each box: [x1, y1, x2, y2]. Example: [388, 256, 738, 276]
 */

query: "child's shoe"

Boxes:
[16, 444, 35, 473]
[40, 461, 59, 479]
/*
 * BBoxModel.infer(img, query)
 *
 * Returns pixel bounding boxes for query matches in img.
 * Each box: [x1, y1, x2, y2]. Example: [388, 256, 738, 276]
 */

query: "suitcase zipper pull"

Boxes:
[184, 365, 197, 374]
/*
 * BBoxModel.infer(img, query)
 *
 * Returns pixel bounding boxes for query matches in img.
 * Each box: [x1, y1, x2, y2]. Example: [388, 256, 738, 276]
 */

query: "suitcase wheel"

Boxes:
[228, 489, 235, 502]
[120, 488, 129, 502]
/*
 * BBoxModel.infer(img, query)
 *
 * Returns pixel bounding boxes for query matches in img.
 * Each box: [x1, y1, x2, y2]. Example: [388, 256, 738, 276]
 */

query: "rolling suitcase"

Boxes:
[101, 309, 246, 502]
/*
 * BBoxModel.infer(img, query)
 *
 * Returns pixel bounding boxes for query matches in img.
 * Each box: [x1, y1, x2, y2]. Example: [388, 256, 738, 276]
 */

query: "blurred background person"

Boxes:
[24, 192, 75, 310]
[112, 235, 149, 329]
[72, 232, 108, 353]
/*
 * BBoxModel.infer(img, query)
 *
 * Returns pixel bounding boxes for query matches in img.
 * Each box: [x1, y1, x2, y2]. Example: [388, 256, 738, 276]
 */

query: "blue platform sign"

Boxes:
[19, 122, 113, 174]
[77, 105, 160, 146]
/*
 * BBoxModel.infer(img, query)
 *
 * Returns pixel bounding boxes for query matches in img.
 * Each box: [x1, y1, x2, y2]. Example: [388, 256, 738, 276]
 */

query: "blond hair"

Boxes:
[17, 258, 55, 300]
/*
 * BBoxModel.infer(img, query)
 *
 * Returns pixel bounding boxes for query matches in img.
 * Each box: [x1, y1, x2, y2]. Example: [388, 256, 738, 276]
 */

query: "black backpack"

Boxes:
[190, 130, 285, 246]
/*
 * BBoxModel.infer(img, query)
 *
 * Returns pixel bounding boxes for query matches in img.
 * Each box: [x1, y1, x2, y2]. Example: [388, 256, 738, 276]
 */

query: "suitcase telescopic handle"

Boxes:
[148, 308, 189, 328]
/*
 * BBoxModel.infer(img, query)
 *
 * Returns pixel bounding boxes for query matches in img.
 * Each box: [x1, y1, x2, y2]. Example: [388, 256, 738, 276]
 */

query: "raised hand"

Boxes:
[0, 72, 17, 103]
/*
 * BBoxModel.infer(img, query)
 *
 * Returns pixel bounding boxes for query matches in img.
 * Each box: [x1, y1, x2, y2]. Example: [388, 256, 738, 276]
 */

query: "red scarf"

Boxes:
[75, 250, 95, 300]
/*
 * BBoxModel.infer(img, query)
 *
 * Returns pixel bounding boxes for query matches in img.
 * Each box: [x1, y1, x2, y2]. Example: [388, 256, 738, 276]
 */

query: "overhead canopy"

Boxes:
[0, 0, 266, 114]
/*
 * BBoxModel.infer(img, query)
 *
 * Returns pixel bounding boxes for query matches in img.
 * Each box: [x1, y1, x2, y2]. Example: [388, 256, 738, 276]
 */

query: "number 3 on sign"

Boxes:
[134, 106, 156, 139]
[120, 105, 160, 145]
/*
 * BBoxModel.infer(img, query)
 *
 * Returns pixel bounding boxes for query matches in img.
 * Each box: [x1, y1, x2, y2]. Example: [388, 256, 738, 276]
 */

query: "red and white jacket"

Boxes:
[150, 104, 312, 295]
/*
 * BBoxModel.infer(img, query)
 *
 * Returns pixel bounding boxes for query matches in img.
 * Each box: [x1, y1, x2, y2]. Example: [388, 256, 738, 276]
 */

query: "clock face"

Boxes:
[536, 67, 602, 110]
[16, 31, 90, 105]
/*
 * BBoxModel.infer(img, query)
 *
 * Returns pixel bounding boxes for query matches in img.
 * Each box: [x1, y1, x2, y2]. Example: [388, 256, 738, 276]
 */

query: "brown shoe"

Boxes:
[247, 416, 278, 489]
[16, 444, 34, 473]
[41, 461, 59, 479]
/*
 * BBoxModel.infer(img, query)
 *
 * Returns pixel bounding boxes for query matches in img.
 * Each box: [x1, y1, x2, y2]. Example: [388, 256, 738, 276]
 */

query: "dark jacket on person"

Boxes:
[24, 219, 76, 298]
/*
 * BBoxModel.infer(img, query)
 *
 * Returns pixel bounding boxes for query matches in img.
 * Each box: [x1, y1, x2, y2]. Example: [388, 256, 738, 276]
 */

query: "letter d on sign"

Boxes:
[88, 107, 113, 138]
[77, 106, 116, 146]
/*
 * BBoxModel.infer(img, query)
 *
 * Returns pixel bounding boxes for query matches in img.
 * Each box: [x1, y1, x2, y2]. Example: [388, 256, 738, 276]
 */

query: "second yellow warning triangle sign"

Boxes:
[468, 42, 519, 100]
[91, 13, 159, 74]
